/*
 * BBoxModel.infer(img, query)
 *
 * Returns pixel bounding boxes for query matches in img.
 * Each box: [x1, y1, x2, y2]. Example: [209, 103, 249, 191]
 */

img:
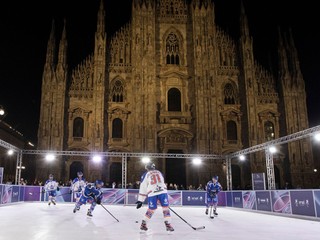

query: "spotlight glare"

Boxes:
[45, 154, 55, 161]
[0, 109, 4, 116]
[314, 169, 318, 173]
[192, 158, 202, 165]
[315, 133, 320, 142]
[7, 149, 14, 155]
[269, 146, 277, 154]
[142, 157, 151, 164]
[239, 155, 245, 161]
[93, 155, 102, 163]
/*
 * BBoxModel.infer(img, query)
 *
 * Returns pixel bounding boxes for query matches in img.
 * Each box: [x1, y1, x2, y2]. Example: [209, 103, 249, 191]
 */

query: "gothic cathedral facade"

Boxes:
[37, 0, 314, 189]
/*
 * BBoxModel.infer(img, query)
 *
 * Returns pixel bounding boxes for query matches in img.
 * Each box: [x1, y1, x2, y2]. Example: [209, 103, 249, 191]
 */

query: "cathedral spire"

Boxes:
[45, 20, 56, 67]
[57, 19, 67, 69]
[277, 27, 290, 85]
[96, 0, 105, 39]
[240, 1, 250, 39]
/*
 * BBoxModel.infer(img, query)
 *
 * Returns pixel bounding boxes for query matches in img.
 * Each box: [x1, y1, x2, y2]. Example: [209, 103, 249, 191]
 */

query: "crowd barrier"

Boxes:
[1, 184, 319, 219]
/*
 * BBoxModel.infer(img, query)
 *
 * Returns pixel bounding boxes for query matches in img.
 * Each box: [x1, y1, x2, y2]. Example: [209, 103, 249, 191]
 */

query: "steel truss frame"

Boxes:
[1, 125, 319, 189]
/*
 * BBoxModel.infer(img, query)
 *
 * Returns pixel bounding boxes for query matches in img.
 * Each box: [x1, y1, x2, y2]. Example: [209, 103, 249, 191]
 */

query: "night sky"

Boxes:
[0, 0, 319, 144]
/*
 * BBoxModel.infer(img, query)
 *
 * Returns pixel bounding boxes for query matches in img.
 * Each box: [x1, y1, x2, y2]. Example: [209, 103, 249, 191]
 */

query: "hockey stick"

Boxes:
[100, 203, 120, 222]
[169, 207, 205, 230]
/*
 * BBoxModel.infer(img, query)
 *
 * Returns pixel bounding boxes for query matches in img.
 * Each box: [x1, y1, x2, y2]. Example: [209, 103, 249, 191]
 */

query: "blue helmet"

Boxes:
[212, 176, 218, 181]
[95, 180, 104, 187]
[145, 162, 155, 171]
[77, 171, 83, 177]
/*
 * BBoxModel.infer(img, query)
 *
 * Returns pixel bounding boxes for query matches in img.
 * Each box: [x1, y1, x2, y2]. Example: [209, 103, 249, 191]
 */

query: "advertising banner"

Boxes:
[101, 189, 125, 204]
[19, 186, 24, 201]
[314, 190, 320, 218]
[252, 173, 266, 190]
[24, 186, 41, 201]
[256, 191, 272, 212]
[0, 167, 3, 184]
[271, 190, 291, 214]
[242, 191, 256, 210]
[0, 184, 3, 204]
[55, 187, 72, 203]
[11, 186, 20, 203]
[168, 191, 182, 206]
[290, 190, 315, 217]
[232, 191, 243, 208]
[182, 191, 205, 206]
[226, 192, 233, 207]
[1, 185, 13, 204]
[218, 192, 226, 206]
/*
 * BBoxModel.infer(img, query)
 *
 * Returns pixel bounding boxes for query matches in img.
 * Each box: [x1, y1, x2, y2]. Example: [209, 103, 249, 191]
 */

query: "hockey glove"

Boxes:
[57, 187, 60, 191]
[96, 198, 101, 204]
[42, 189, 45, 193]
[209, 191, 216, 198]
[136, 201, 143, 209]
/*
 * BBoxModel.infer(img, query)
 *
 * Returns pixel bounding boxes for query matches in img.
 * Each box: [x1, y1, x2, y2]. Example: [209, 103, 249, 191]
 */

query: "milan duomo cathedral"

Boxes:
[36, 0, 314, 189]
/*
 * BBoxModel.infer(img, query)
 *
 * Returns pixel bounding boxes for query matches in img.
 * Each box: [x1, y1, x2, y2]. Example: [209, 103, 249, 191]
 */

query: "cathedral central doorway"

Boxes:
[165, 149, 186, 189]
[110, 162, 122, 187]
[70, 161, 84, 180]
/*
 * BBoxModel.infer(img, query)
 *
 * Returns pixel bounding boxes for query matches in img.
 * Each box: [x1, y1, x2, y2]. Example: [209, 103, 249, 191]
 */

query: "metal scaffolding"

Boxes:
[225, 125, 320, 190]
[1, 125, 319, 189]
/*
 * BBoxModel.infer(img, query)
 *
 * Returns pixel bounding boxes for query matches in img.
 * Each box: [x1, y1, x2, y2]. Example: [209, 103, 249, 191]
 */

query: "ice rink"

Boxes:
[0, 202, 319, 240]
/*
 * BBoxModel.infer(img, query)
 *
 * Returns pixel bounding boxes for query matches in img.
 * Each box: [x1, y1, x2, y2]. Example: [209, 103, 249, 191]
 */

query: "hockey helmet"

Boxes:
[212, 176, 218, 181]
[95, 180, 104, 187]
[77, 171, 83, 177]
[145, 162, 156, 171]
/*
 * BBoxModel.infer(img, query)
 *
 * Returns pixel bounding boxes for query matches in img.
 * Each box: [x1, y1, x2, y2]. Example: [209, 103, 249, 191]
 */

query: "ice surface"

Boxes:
[0, 203, 319, 240]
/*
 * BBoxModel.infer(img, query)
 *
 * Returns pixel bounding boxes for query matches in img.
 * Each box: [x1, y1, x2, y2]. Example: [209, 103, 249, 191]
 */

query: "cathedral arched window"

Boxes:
[224, 83, 236, 104]
[73, 117, 84, 138]
[111, 80, 124, 102]
[166, 33, 180, 65]
[227, 120, 237, 142]
[168, 88, 181, 112]
[264, 121, 275, 141]
[112, 118, 123, 138]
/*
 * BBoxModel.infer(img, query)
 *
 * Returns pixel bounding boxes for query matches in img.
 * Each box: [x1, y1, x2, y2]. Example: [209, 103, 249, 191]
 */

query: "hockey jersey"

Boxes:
[71, 177, 86, 192]
[138, 170, 167, 202]
[44, 179, 59, 191]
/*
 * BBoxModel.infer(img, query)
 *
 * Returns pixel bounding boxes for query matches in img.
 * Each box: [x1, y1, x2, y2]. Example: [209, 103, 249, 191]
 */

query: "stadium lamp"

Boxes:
[239, 155, 246, 161]
[192, 157, 202, 165]
[314, 169, 318, 173]
[0, 108, 4, 116]
[141, 156, 151, 164]
[269, 146, 277, 154]
[45, 153, 55, 161]
[314, 132, 320, 142]
[92, 155, 102, 163]
[7, 149, 14, 155]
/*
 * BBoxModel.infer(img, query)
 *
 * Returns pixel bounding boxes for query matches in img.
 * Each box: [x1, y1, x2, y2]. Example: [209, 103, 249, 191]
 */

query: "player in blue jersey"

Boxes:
[43, 174, 59, 205]
[70, 171, 86, 203]
[136, 162, 174, 232]
[73, 180, 104, 217]
[205, 176, 222, 217]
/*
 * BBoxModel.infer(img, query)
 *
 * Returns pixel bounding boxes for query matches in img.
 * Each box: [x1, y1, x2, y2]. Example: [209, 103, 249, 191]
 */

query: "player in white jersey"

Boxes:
[43, 174, 59, 205]
[136, 162, 174, 232]
[70, 171, 86, 203]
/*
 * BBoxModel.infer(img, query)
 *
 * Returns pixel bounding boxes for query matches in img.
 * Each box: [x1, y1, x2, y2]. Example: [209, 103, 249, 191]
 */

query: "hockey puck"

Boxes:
[135, 221, 139, 223]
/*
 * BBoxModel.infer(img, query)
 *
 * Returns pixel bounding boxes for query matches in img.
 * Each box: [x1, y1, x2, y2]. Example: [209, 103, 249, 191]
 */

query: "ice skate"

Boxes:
[214, 209, 218, 216]
[205, 208, 208, 215]
[51, 200, 56, 205]
[165, 221, 174, 232]
[73, 206, 80, 213]
[87, 209, 93, 217]
[140, 220, 148, 232]
[48, 202, 51, 206]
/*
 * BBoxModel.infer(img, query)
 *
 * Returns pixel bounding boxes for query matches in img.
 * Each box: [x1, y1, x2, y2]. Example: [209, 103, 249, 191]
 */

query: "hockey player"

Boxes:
[205, 175, 222, 217]
[70, 171, 86, 203]
[73, 180, 104, 217]
[136, 162, 174, 232]
[43, 174, 59, 205]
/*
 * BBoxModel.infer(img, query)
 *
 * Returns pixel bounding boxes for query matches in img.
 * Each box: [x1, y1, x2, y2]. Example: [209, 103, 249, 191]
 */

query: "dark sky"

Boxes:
[0, 0, 319, 144]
